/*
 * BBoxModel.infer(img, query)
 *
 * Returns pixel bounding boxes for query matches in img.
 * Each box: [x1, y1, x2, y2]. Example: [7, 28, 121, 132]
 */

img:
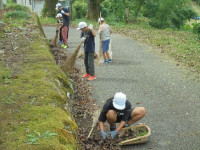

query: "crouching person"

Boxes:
[98, 92, 146, 139]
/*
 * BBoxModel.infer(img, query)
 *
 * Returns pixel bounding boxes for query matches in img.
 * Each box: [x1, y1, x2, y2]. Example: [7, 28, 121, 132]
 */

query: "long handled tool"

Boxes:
[97, 12, 104, 64]
[50, 24, 61, 47]
[61, 40, 84, 73]
[87, 109, 100, 139]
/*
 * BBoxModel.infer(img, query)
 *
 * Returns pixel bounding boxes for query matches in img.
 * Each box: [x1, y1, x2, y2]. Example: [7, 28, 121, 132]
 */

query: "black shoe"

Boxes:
[110, 124, 116, 131]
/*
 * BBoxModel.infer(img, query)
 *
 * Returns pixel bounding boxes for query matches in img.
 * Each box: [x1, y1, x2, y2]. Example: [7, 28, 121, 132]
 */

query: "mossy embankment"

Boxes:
[0, 5, 78, 150]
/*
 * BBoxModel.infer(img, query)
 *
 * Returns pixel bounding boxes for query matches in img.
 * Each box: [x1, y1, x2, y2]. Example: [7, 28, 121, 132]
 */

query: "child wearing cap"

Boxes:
[77, 22, 96, 81]
[98, 18, 112, 64]
[98, 92, 146, 139]
[56, 13, 63, 45]
[56, 3, 70, 48]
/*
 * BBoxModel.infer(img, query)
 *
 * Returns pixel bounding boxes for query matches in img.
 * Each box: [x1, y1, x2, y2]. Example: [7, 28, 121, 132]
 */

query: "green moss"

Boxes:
[0, 11, 78, 150]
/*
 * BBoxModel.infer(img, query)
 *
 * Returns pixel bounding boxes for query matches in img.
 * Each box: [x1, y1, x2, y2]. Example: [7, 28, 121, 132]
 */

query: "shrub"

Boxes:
[100, 0, 111, 18]
[149, 6, 196, 29]
[72, 0, 87, 19]
[4, 11, 31, 19]
[193, 22, 200, 38]
[6, 3, 30, 12]
[143, 0, 197, 29]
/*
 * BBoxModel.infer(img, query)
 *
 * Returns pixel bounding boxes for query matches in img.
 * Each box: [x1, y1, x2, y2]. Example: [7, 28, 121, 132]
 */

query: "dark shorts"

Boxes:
[116, 108, 134, 123]
[102, 39, 110, 53]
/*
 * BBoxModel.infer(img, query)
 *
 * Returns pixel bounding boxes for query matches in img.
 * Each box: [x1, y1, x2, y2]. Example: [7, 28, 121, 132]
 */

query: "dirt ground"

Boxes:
[46, 26, 200, 150]
[0, 12, 133, 148]
[50, 45, 123, 150]
[52, 46, 150, 149]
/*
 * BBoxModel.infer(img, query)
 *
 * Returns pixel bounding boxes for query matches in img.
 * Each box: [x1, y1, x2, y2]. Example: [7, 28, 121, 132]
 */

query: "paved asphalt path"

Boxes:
[43, 26, 200, 150]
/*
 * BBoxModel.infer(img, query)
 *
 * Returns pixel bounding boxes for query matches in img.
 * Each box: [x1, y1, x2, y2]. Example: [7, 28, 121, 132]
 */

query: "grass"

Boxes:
[2, 3, 33, 29]
[4, 11, 31, 19]
[113, 23, 200, 73]
[39, 16, 58, 25]
[0, 8, 78, 150]
[6, 2, 30, 12]
[27, 130, 57, 144]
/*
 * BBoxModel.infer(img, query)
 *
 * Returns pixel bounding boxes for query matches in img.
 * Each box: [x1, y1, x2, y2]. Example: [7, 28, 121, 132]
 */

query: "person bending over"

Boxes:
[98, 92, 146, 139]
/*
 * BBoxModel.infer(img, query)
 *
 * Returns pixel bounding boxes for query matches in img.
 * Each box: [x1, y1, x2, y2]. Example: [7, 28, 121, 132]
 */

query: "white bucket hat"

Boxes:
[76, 22, 87, 30]
[98, 17, 104, 23]
[56, 13, 62, 18]
[113, 92, 126, 110]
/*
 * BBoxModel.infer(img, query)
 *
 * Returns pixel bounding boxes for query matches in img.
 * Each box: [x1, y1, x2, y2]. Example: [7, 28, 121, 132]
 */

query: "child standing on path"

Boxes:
[98, 18, 112, 64]
[56, 13, 63, 45]
[56, 3, 70, 48]
[77, 22, 96, 81]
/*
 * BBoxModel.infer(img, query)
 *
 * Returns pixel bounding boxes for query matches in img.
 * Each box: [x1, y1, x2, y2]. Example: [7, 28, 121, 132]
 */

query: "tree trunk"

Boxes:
[126, 7, 129, 24]
[42, 0, 58, 17]
[133, 0, 146, 23]
[0, 0, 3, 10]
[86, 0, 104, 20]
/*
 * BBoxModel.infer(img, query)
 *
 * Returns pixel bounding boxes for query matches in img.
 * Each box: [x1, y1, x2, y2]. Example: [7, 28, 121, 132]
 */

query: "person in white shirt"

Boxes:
[98, 18, 112, 64]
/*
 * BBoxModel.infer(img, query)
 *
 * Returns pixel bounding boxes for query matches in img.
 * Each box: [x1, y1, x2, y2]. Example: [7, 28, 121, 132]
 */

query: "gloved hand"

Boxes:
[61, 10, 65, 14]
[100, 130, 107, 139]
[108, 130, 119, 139]
[88, 24, 93, 30]
[81, 37, 86, 42]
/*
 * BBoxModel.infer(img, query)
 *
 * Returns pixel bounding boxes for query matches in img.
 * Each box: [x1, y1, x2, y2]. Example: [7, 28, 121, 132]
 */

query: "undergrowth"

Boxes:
[4, 11, 31, 19]
[0, 6, 78, 150]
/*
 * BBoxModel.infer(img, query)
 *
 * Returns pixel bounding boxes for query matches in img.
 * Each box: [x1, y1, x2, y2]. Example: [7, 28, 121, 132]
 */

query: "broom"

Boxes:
[61, 40, 84, 73]
[87, 109, 100, 139]
[50, 24, 61, 47]
[98, 12, 104, 64]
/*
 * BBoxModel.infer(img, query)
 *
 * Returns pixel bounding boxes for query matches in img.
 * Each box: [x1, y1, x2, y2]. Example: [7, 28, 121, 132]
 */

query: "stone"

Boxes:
[0, 50, 4, 54]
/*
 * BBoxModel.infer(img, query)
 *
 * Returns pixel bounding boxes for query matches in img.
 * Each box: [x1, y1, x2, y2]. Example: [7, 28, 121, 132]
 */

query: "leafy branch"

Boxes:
[26, 130, 57, 144]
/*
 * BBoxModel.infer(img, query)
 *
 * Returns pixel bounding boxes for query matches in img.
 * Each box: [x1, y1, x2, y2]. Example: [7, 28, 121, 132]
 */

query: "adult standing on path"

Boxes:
[98, 18, 112, 64]
[56, 3, 70, 48]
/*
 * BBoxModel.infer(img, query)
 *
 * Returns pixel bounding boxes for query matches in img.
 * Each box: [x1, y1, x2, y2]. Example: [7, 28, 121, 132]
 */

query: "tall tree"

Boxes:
[42, 0, 58, 17]
[132, 0, 146, 23]
[142, 0, 196, 28]
[0, 0, 3, 10]
[87, 0, 104, 20]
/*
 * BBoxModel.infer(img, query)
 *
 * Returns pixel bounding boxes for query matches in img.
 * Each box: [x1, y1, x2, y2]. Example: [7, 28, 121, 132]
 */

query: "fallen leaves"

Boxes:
[50, 43, 121, 149]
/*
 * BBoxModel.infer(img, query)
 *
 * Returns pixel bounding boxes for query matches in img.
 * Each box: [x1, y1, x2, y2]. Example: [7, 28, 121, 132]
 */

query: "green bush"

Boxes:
[6, 3, 30, 12]
[72, 0, 87, 19]
[149, 6, 196, 29]
[143, 0, 197, 29]
[4, 11, 31, 19]
[100, 0, 111, 18]
[193, 22, 200, 38]
[181, 24, 193, 31]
